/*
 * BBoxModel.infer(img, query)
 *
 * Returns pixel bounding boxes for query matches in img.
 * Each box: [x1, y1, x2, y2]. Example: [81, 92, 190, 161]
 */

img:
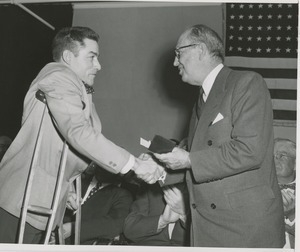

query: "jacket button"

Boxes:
[192, 203, 197, 209]
[211, 203, 216, 209]
[207, 140, 212, 146]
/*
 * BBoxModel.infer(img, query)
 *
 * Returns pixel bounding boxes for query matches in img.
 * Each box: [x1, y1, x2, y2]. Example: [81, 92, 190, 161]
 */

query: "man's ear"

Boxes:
[197, 43, 207, 60]
[62, 50, 72, 65]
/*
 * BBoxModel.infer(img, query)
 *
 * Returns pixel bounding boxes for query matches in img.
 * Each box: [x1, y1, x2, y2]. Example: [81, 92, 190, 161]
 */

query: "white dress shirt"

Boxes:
[201, 63, 224, 102]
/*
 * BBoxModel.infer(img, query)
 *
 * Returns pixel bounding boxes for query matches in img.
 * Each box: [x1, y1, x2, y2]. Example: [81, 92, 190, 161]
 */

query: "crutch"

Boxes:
[74, 176, 82, 244]
[18, 90, 69, 244]
[57, 175, 81, 245]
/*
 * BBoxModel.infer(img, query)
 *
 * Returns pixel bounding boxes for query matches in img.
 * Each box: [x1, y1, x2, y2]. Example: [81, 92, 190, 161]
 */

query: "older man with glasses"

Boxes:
[274, 138, 296, 249]
[153, 24, 285, 248]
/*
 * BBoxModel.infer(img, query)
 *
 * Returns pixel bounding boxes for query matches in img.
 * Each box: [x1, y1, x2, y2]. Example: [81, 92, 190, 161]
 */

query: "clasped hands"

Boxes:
[133, 153, 164, 184]
[134, 138, 191, 184]
[281, 189, 295, 213]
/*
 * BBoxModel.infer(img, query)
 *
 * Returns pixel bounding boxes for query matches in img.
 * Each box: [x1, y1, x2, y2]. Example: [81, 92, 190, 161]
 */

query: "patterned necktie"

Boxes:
[84, 83, 95, 94]
[196, 86, 205, 119]
[86, 181, 102, 200]
[279, 183, 295, 191]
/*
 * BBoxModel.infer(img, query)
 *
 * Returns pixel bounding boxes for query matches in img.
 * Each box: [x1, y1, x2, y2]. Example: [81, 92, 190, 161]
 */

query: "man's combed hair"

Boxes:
[187, 24, 224, 62]
[52, 26, 100, 62]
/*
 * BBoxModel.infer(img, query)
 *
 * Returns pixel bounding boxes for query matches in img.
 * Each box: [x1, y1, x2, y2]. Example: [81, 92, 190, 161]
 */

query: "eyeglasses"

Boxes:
[175, 43, 199, 60]
[274, 152, 295, 160]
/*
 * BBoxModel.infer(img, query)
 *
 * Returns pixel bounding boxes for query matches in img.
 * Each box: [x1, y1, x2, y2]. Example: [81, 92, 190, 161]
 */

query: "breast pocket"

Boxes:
[208, 117, 232, 146]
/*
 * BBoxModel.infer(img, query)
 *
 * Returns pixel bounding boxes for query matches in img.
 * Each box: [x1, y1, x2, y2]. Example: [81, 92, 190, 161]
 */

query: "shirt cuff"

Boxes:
[285, 217, 295, 226]
[120, 154, 135, 174]
[158, 170, 167, 183]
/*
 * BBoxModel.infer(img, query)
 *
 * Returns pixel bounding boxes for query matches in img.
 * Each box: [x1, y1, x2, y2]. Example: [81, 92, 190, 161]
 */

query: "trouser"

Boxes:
[0, 207, 44, 244]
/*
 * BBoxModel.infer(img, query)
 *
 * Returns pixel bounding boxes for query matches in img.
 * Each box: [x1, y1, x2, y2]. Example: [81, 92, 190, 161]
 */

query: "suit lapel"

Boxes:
[81, 175, 93, 197]
[187, 105, 197, 148]
[189, 67, 232, 148]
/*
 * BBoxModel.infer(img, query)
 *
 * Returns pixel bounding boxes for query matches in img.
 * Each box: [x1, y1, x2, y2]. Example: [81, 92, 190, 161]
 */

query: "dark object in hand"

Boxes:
[148, 135, 176, 154]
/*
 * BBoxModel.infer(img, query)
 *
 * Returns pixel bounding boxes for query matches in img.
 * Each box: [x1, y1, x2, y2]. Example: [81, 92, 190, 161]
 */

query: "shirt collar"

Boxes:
[90, 176, 110, 189]
[201, 63, 224, 101]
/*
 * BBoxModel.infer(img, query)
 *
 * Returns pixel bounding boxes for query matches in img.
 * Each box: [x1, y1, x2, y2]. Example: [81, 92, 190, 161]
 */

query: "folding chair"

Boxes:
[17, 90, 81, 244]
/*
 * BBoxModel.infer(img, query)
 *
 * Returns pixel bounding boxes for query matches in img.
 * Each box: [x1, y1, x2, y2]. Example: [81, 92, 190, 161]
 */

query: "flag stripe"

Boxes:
[269, 89, 297, 100]
[265, 78, 297, 90]
[273, 120, 296, 127]
[273, 110, 296, 120]
[272, 99, 297, 110]
[224, 57, 297, 69]
[230, 67, 297, 79]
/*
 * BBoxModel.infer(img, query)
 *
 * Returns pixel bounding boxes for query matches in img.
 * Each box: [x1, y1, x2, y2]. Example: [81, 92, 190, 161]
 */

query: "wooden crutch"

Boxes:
[18, 90, 71, 244]
[57, 175, 82, 245]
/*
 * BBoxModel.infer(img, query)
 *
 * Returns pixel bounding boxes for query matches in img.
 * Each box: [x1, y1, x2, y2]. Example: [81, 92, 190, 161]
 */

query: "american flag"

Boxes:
[224, 3, 298, 127]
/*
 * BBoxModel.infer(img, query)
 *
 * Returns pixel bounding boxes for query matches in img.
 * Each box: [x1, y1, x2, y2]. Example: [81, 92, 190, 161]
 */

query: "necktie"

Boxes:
[279, 183, 295, 191]
[196, 86, 205, 119]
[84, 83, 95, 94]
[86, 181, 102, 200]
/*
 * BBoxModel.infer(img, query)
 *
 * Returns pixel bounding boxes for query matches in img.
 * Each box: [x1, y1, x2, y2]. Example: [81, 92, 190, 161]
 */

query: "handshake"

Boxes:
[132, 153, 165, 184]
[131, 137, 191, 184]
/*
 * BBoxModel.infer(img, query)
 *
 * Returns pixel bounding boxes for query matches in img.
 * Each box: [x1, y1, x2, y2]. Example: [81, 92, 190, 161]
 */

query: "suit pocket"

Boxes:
[227, 185, 275, 220]
[227, 185, 275, 209]
[208, 117, 232, 145]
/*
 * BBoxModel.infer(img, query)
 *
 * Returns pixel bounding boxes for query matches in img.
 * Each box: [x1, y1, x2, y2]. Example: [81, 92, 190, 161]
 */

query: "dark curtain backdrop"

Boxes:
[0, 3, 73, 139]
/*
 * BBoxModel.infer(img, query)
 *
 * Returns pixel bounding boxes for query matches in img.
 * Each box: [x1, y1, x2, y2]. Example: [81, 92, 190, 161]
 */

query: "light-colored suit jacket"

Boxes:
[164, 66, 285, 248]
[0, 62, 131, 230]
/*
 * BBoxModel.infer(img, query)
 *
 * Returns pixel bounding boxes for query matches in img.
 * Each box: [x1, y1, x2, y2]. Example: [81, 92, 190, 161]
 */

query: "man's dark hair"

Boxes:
[52, 26, 100, 62]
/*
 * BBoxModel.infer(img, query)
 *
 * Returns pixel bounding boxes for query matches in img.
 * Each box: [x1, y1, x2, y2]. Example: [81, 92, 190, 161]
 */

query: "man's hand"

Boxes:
[66, 191, 79, 211]
[62, 222, 74, 239]
[178, 137, 188, 150]
[153, 147, 191, 170]
[157, 204, 180, 232]
[49, 232, 57, 245]
[138, 153, 152, 161]
[163, 186, 186, 216]
[281, 189, 295, 213]
[133, 155, 163, 184]
[162, 204, 180, 223]
[39, 86, 63, 99]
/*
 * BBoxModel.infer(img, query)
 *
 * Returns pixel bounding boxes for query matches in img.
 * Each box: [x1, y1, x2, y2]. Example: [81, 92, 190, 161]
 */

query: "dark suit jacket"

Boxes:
[65, 177, 133, 245]
[123, 183, 189, 246]
[164, 66, 285, 248]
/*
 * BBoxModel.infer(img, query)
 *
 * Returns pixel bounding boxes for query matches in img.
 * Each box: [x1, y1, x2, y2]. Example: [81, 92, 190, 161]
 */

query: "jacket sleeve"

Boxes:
[38, 69, 132, 174]
[123, 186, 163, 242]
[80, 188, 133, 242]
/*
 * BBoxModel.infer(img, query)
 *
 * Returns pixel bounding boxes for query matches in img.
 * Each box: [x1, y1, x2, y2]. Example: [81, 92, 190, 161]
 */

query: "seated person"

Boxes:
[119, 170, 143, 200]
[123, 172, 190, 246]
[274, 138, 296, 249]
[62, 164, 134, 245]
